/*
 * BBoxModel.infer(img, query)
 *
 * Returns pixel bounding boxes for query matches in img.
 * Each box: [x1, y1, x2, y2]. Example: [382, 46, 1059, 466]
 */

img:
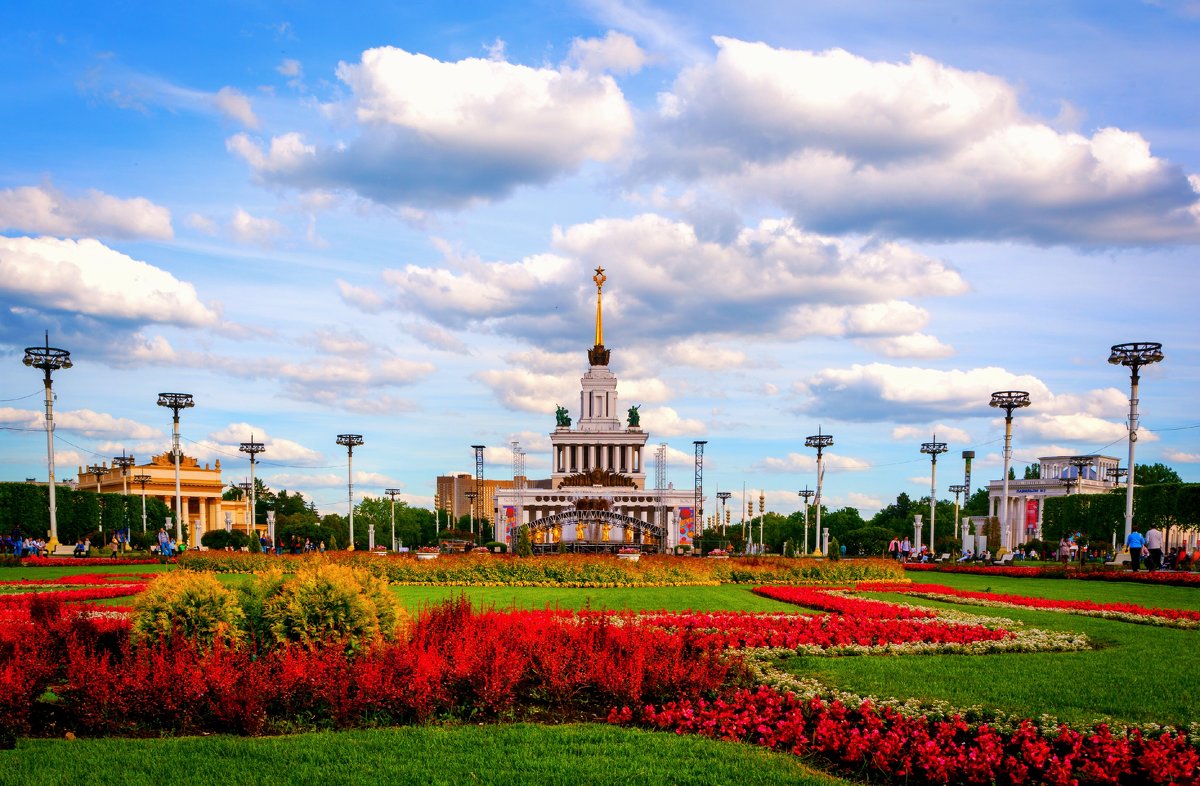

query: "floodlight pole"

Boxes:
[386, 488, 401, 551]
[989, 391, 1031, 551]
[716, 491, 731, 537]
[805, 428, 833, 554]
[797, 487, 815, 555]
[23, 333, 72, 542]
[157, 393, 195, 545]
[238, 434, 266, 539]
[134, 475, 152, 532]
[920, 436, 948, 554]
[337, 434, 364, 550]
[1108, 342, 1164, 541]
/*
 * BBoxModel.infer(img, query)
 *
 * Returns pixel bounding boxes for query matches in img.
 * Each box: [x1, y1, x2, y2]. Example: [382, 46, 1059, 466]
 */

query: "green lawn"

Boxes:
[0, 724, 847, 786]
[390, 583, 806, 613]
[905, 570, 1200, 610]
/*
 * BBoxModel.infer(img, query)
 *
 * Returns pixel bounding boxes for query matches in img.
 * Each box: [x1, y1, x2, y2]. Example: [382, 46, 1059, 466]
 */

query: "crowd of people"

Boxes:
[1, 534, 49, 557]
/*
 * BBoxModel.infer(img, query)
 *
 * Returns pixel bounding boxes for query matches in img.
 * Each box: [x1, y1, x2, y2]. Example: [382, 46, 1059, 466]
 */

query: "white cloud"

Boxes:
[307, 327, 374, 356]
[229, 45, 634, 207]
[186, 213, 218, 235]
[637, 406, 705, 438]
[1163, 448, 1200, 463]
[756, 451, 870, 473]
[212, 86, 259, 129]
[620, 378, 673, 404]
[568, 31, 647, 74]
[203, 423, 322, 464]
[891, 425, 972, 444]
[0, 236, 219, 327]
[276, 58, 302, 78]
[0, 407, 161, 440]
[475, 368, 576, 415]
[863, 333, 955, 359]
[646, 38, 1200, 244]
[230, 208, 284, 244]
[0, 183, 173, 240]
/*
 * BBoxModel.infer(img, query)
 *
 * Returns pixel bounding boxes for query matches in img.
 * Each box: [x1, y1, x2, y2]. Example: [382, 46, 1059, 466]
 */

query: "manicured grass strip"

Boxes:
[2, 724, 849, 786]
[900, 570, 1200, 611]
[783, 593, 1200, 728]
[390, 583, 809, 613]
[0, 563, 173, 581]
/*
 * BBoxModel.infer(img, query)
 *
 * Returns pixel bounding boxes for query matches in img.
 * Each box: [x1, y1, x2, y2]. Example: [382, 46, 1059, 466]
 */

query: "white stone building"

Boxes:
[985, 453, 1122, 548]
[492, 268, 699, 552]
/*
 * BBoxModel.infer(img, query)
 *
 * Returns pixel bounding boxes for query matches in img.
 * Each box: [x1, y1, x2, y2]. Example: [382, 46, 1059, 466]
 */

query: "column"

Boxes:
[199, 497, 208, 538]
[1037, 495, 1045, 540]
[961, 519, 971, 555]
[912, 514, 923, 553]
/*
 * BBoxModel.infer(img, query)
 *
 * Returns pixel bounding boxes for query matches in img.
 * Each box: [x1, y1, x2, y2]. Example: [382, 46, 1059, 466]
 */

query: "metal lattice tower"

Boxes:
[693, 441, 707, 540]
[962, 451, 975, 496]
[472, 445, 485, 541]
[655, 444, 667, 552]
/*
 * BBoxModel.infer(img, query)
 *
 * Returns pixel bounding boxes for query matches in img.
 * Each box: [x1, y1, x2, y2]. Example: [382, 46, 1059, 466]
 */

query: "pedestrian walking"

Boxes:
[1126, 526, 1145, 572]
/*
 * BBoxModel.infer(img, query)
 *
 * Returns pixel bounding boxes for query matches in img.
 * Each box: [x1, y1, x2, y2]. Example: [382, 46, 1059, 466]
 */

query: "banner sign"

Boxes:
[1025, 499, 1039, 533]
[679, 506, 694, 546]
[505, 506, 516, 546]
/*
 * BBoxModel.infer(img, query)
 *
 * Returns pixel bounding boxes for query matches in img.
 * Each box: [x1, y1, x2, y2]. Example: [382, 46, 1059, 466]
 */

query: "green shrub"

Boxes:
[516, 528, 533, 557]
[248, 532, 262, 553]
[827, 536, 841, 562]
[258, 564, 409, 651]
[131, 572, 246, 647]
[840, 526, 896, 557]
[483, 541, 507, 553]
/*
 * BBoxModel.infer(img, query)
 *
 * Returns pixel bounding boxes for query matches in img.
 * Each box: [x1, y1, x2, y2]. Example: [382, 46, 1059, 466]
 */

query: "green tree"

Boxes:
[1134, 463, 1182, 485]
[962, 487, 990, 517]
[1023, 464, 1041, 479]
[869, 494, 915, 534]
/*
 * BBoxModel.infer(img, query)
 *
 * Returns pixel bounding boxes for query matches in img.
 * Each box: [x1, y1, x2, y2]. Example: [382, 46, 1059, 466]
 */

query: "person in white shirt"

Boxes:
[1145, 525, 1164, 571]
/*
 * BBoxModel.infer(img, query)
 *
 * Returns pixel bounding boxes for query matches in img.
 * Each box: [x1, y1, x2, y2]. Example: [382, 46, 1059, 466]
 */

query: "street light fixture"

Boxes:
[949, 483, 968, 540]
[804, 427, 834, 554]
[1108, 341, 1164, 541]
[238, 434, 266, 540]
[113, 451, 135, 539]
[716, 491, 731, 536]
[989, 391, 1031, 551]
[797, 487, 815, 555]
[23, 332, 72, 543]
[758, 491, 765, 555]
[133, 474, 152, 532]
[336, 434, 364, 550]
[920, 435, 948, 555]
[157, 393, 195, 546]
[465, 491, 478, 540]
[1106, 467, 1128, 486]
[238, 481, 253, 534]
[386, 488, 401, 551]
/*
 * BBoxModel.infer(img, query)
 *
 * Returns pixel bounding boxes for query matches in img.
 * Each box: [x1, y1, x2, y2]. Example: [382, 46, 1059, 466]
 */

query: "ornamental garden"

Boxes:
[2, 552, 1199, 785]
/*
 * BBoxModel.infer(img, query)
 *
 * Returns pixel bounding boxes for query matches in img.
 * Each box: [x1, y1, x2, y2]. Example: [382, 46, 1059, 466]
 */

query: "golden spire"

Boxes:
[593, 266, 606, 346]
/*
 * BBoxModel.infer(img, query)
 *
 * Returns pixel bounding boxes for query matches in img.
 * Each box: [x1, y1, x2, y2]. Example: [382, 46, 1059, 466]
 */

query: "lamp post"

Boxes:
[23, 333, 72, 543]
[336, 434, 363, 550]
[238, 434, 265, 540]
[434, 493, 441, 536]
[920, 435, 948, 555]
[1106, 467, 1128, 486]
[238, 481, 253, 534]
[1108, 342, 1164, 541]
[990, 391, 1031, 551]
[113, 451, 135, 542]
[758, 491, 765, 555]
[133, 474, 152, 532]
[805, 427, 833, 555]
[949, 483, 968, 540]
[157, 393, 195, 546]
[87, 464, 105, 533]
[465, 491, 478, 540]
[797, 487, 815, 555]
[716, 491, 731, 537]
[386, 488, 401, 551]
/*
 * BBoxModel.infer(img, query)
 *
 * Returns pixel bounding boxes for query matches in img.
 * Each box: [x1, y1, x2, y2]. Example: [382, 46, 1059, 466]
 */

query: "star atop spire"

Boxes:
[588, 267, 610, 366]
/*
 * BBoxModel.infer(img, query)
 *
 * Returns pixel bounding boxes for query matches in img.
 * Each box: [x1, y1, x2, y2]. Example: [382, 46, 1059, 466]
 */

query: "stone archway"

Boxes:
[522, 508, 665, 548]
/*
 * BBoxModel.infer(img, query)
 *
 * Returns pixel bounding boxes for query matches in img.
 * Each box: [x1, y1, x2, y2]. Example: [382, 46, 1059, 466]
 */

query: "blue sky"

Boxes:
[2, 0, 1197, 518]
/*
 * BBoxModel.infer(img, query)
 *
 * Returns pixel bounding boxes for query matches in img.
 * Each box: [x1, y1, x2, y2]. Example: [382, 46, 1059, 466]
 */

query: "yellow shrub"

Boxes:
[132, 571, 246, 648]
[259, 564, 409, 650]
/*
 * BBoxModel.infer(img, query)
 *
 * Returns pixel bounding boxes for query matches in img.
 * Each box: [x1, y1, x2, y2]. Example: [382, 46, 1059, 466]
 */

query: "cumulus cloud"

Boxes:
[755, 451, 870, 473]
[0, 237, 219, 335]
[568, 31, 647, 74]
[637, 406, 704, 438]
[1163, 448, 1200, 463]
[645, 38, 1200, 244]
[863, 333, 955, 359]
[340, 214, 966, 348]
[0, 407, 161, 440]
[202, 423, 322, 464]
[228, 45, 634, 207]
[230, 208, 284, 244]
[212, 86, 259, 129]
[0, 183, 173, 240]
[891, 425, 972, 444]
[186, 213, 218, 235]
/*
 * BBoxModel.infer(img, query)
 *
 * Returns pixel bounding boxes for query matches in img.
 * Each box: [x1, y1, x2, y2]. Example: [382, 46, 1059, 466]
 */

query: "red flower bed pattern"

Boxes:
[610, 685, 1200, 785]
[18, 556, 168, 567]
[905, 562, 1200, 586]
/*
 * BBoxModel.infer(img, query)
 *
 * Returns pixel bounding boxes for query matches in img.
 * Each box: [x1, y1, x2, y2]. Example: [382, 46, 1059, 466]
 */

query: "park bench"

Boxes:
[1105, 552, 1130, 567]
[51, 544, 78, 557]
[936, 552, 951, 563]
[992, 552, 1014, 566]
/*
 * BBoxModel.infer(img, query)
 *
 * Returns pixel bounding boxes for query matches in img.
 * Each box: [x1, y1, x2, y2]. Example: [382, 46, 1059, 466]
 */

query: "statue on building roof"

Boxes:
[555, 405, 572, 428]
[627, 404, 640, 428]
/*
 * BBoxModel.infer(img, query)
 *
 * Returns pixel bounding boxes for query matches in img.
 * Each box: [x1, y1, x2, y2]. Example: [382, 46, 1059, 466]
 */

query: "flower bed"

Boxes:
[609, 686, 1200, 786]
[905, 562, 1200, 586]
[176, 552, 905, 587]
[16, 556, 168, 567]
[892, 582, 1200, 629]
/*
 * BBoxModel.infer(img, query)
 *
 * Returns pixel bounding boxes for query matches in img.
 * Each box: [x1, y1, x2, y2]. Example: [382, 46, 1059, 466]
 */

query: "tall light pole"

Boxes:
[238, 434, 265, 540]
[1109, 342, 1164, 541]
[336, 434, 364, 550]
[990, 391, 1031, 551]
[113, 451, 135, 540]
[134, 474, 152, 532]
[1106, 467, 1128, 487]
[434, 493, 441, 536]
[238, 481, 253, 534]
[386, 488, 401, 551]
[157, 393, 194, 546]
[758, 491, 765, 555]
[465, 491, 478, 540]
[805, 427, 833, 554]
[920, 435, 948, 554]
[87, 464, 105, 532]
[472, 445, 485, 544]
[23, 333, 72, 543]
[716, 491, 731, 537]
[693, 440, 706, 553]
[797, 487, 815, 555]
[949, 483, 968, 544]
